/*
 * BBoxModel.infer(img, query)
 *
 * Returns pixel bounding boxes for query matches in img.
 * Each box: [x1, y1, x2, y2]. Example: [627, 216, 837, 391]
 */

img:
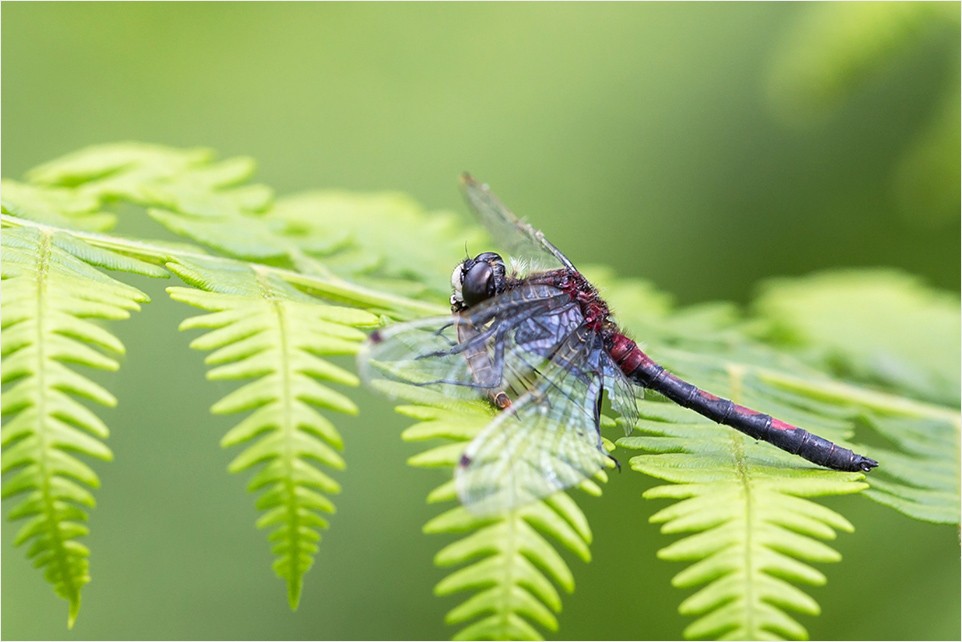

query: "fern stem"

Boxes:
[655, 342, 957, 422]
[33, 229, 83, 625]
[262, 271, 305, 609]
[500, 513, 520, 636]
[734, 454, 758, 638]
[1, 213, 443, 319]
[757, 368, 960, 422]
[728, 364, 758, 638]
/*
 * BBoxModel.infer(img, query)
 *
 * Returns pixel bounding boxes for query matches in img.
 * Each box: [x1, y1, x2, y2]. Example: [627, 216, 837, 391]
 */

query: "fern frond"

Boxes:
[392, 386, 602, 641]
[750, 372, 960, 526]
[1, 225, 160, 627]
[268, 190, 484, 297]
[860, 415, 958, 524]
[167, 257, 378, 608]
[613, 337, 871, 638]
[150, 188, 479, 314]
[289, 193, 611, 639]
[754, 270, 960, 406]
[1, 179, 116, 231]
[24, 142, 265, 208]
[616, 363, 867, 641]
[622, 399, 866, 640]
[751, 270, 960, 524]
[602, 268, 959, 638]
[5, 142, 444, 620]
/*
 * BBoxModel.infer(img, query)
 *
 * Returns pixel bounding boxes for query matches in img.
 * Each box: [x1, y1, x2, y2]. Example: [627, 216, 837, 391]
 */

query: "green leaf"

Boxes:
[859, 414, 959, 524]
[606, 269, 958, 638]
[619, 381, 866, 639]
[396, 397, 598, 640]
[1, 225, 151, 627]
[26, 142, 219, 201]
[269, 191, 484, 296]
[750, 270, 961, 524]
[168, 258, 378, 609]
[753, 269, 960, 406]
[1, 179, 115, 231]
[392, 386, 604, 640]
[4, 142, 413, 622]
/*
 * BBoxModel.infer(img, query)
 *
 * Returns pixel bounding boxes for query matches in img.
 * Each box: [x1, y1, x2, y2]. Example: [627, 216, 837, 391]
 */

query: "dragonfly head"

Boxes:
[450, 252, 506, 311]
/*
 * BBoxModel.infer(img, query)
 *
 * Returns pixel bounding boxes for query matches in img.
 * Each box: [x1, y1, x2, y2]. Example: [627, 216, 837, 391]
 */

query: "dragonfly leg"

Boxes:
[607, 454, 621, 472]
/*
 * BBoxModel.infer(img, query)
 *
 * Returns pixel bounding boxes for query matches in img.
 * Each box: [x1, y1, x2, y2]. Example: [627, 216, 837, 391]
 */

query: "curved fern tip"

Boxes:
[67, 597, 81, 629]
[288, 580, 303, 611]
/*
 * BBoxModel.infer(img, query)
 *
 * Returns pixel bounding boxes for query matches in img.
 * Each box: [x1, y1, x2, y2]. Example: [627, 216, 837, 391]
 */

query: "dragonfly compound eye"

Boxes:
[461, 252, 505, 307]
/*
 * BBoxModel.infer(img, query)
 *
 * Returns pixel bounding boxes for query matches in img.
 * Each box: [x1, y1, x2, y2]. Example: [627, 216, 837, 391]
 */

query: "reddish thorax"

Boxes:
[554, 270, 611, 332]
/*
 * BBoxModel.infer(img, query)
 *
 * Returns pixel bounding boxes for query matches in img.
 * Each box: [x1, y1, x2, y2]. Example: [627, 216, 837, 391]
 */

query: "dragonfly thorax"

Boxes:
[554, 270, 612, 333]
[450, 252, 507, 312]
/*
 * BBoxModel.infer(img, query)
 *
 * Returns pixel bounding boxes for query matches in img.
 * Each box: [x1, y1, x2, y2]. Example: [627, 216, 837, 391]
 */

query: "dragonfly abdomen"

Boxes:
[607, 334, 878, 473]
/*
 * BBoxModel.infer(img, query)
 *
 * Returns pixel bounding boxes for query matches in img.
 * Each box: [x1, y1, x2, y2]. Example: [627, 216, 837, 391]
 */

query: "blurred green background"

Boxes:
[2, 3, 959, 640]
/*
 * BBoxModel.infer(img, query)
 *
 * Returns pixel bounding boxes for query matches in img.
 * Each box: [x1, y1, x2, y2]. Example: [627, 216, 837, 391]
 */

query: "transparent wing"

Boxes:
[357, 282, 578, 403]
[455, 325, 611, 516]
[603, 354, 640, 434]
[358, 315, 496, 403]
[358, 275, 639, 515]
[460, 173, 575, 271]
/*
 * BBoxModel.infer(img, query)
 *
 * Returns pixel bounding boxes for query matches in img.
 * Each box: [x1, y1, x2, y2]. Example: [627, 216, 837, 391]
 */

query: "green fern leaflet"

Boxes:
[1, 225, 165, 627]
[168, 257, 378, 608]
[396, 391, 608, 640]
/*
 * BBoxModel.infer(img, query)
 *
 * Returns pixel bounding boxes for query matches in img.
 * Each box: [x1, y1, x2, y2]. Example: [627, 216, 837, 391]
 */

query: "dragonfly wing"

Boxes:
[460, 174, 575, 271]
[602, 353, 640, 434]
[455, 325, 610, 516]
[358, 315, 504, 403]
[358, 283, 578, 402]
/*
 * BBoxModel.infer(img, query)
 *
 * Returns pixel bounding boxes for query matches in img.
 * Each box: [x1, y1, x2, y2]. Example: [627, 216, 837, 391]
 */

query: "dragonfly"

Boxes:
[358, 174, 878, 516]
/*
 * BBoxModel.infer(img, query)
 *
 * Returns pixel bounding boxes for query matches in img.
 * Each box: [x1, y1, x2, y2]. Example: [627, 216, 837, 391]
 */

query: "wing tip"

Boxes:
[459, 172, 485, 192]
